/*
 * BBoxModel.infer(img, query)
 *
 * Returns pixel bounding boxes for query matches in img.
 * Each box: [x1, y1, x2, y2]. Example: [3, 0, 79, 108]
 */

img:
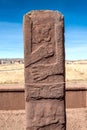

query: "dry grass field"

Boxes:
[0, 64, 24, 84]
[0, 60, 87, 84]
[66, 60, 87, 82]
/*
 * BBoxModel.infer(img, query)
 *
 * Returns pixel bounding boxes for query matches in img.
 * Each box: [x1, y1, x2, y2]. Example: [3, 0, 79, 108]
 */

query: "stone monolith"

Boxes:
[24, 10, 66, 130]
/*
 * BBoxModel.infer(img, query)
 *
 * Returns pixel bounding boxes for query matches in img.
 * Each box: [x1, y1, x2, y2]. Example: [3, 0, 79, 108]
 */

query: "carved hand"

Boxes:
[43, 43, 54, 58]
[25, 43, 54, 68]
[31, 65, 49, 82]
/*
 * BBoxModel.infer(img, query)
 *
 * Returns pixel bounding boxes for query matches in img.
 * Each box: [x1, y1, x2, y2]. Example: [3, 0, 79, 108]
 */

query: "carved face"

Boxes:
[32, 24, 51, 44]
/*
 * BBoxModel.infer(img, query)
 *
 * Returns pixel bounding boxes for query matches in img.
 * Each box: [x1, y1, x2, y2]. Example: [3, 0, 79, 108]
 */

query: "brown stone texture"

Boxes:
[23, 10, 66, 130]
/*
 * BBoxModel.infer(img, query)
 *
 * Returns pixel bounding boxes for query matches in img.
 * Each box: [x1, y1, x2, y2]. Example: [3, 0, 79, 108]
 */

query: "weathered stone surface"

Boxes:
[24, 10, 65, 84]
[24, 10, 66, 130]
[26, 100, 65, 127]
[26, 83, 64, 100]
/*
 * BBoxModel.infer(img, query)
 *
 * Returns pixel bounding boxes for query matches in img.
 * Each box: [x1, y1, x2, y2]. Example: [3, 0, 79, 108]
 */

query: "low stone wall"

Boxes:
[66, 82, 87, 108]
[0, 108, 87, 130]
[0, 85, 25, 110]
[66, 88, 87, 108]
[0, 83, 87, 110]
[0, 84, 87, 130]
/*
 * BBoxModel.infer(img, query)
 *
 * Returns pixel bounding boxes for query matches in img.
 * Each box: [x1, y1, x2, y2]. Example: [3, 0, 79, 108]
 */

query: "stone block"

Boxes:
[26, 100, 65, 129]
[24, 10, 66, 130]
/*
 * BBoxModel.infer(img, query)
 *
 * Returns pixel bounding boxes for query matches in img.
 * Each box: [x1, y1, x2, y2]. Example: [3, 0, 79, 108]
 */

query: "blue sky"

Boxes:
[0, 0, 87, 60]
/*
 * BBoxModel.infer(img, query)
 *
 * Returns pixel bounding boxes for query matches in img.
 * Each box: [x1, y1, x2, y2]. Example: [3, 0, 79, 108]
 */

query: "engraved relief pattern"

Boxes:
[24, 10, 66, 130]
[32, 24, 51, 44]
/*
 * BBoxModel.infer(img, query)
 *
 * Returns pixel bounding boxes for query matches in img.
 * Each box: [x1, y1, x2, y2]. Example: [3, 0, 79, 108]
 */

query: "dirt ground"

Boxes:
[66, 108, 87, 130]
[0, 60, 87, 84]
[0, 108, 86, 130]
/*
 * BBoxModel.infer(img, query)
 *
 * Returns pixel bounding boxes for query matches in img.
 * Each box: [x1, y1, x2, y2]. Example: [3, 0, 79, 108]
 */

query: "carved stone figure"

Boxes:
[24, 10, 66, 130]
